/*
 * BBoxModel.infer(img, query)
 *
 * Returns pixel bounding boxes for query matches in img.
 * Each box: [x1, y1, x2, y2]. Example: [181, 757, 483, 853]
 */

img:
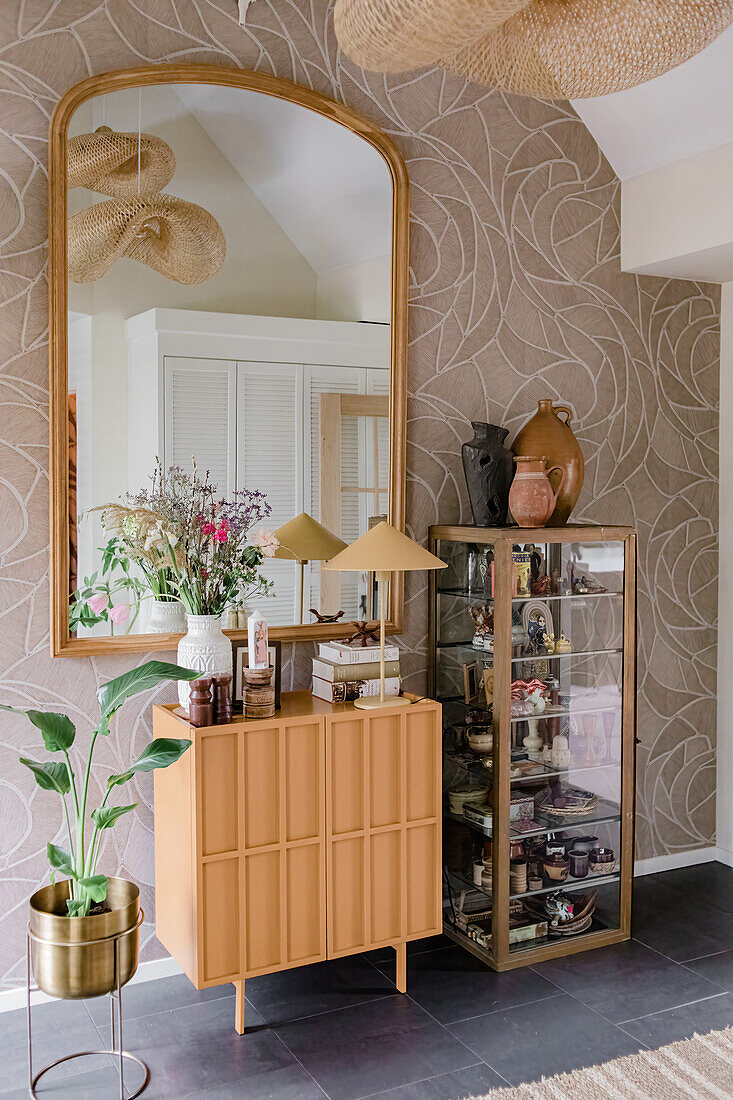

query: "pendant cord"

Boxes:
[137, 87, 142, 197]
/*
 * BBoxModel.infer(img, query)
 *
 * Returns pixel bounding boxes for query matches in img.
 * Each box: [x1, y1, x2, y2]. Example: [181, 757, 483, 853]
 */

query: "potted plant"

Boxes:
[126, 462, 278, 711]
[2, 660, 199, 999]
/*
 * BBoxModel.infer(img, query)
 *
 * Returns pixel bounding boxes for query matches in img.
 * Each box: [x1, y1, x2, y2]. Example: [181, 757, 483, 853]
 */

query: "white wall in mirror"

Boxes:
[66, 81, 393, 636]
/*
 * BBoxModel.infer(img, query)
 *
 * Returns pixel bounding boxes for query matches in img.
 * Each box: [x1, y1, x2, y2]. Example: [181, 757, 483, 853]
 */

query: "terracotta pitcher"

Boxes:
[508, 456, 563, 528]
[511, 400, 584, 525]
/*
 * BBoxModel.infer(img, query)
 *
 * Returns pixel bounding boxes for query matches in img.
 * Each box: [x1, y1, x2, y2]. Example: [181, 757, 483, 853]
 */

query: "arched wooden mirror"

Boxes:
[49, 66, 408, 656]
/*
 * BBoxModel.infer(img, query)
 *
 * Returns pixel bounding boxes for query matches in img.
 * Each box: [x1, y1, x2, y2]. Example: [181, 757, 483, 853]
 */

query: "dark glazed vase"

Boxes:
[461, 422, 515, 526]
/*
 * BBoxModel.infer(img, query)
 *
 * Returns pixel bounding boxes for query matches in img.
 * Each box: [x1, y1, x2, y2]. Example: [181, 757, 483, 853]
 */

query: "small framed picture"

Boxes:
[462, 661, 479, 705]
[233, 639, 282, 709]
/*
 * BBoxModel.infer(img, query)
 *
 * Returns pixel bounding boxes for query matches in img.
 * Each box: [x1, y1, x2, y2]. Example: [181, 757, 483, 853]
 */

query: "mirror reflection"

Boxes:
[66, 82, 393, 636]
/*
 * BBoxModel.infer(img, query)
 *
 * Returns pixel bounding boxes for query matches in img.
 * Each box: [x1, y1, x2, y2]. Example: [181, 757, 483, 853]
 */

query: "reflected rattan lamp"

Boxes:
[274, 512, 347, 624]
[323, 521, 446, 709]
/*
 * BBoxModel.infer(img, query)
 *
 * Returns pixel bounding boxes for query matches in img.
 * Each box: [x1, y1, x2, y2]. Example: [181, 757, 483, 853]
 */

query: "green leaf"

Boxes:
[66, 899, 86, 916]
[0, 706, 75, 752]
[131, 737, 192, 774]
[97, 661, 200, 722]
[91, 803, 137, 830]
[20, 758, 70, 795]
[47, 842, 75, 877]
[78, 874, 108, 903]
[107, 770, 134, 789]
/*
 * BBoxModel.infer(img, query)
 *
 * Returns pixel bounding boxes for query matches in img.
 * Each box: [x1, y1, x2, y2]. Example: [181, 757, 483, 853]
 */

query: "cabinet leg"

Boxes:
[395, 943, 407, 994]
[234, 980, 246, 1035]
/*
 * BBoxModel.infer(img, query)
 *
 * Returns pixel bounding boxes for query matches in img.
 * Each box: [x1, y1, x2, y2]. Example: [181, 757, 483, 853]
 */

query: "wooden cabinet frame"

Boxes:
[429, 524, 636, 971]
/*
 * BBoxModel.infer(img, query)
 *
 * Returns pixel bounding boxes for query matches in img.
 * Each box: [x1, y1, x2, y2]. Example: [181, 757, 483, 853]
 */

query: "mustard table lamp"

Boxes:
[323, 521, 447, 709]
[274, 512, 347, 624]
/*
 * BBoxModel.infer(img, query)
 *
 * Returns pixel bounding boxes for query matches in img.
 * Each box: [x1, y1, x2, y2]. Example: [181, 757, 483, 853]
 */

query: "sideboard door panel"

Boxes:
[241, 717, 327, 976]
[326, 703, 441, 958]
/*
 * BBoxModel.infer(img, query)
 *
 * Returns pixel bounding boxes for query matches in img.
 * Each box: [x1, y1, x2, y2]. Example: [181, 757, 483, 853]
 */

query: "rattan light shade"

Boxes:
[334, 0, 530, 71]
[68, 194, 226, 284]
[441, 0, 733, 99]
[68, 126, 176, 198]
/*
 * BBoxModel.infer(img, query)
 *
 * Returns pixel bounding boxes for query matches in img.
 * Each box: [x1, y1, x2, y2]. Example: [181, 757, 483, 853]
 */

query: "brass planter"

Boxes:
[29, 877, 140, 999]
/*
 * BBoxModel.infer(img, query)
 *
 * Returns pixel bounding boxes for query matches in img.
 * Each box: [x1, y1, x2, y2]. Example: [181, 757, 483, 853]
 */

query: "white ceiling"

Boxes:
[174, 84, 391, 275]
[572, 24, 733, 181]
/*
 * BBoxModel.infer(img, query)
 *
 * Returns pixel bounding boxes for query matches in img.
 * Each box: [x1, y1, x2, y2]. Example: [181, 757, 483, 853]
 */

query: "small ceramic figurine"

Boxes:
[542, 632, 556, 654]
[555, 632, 572, 653]
[550, 568, 562, 595]
[551, 734, 571, 769]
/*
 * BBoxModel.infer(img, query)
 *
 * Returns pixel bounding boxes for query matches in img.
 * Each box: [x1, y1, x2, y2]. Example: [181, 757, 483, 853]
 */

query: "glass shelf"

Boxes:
[438, 588, 623, 603]
[445, 800, 621, 841]
[510, 871, 619, 901]
[435, 641, 622, 663]
[444, 751, 621, 785]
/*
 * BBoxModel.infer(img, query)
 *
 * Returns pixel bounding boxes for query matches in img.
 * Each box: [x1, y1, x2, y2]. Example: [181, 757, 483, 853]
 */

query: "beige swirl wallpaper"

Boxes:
[0, 0, 720, 989]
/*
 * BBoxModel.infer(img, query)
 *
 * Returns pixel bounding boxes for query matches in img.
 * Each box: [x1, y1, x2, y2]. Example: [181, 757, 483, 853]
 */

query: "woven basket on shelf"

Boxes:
[334, 0, 530, 72]
[68, 194, 226, 284]
[440, 0, 733, 99]
[68, 126, 176, 198]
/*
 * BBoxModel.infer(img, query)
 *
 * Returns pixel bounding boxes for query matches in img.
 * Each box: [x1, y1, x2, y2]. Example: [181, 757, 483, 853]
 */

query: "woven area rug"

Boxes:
[469, 1027, 733, 1099]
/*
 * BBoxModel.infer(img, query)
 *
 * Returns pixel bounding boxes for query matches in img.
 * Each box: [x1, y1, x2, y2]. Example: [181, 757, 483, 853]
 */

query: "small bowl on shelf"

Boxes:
[467, 730, 493, 754]
[543, 855, 570, 882]
[588, 846, 615, 875]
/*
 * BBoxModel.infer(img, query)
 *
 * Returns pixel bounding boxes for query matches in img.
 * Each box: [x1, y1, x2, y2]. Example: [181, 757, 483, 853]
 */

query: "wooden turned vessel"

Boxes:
[243, 666, 275, 718]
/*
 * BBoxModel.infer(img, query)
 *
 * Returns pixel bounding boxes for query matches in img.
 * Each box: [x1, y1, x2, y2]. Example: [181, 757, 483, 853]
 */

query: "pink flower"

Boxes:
[201, 522, 216, 536]
[251, 528, 279, 558]
[213, 525, 228, 543]
[87, 593, 109, 615]
[108, 604, 130, 626]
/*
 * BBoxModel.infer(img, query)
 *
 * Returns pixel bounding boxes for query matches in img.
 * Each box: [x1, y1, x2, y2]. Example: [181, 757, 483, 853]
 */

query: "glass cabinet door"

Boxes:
[434, 530, 633, 967]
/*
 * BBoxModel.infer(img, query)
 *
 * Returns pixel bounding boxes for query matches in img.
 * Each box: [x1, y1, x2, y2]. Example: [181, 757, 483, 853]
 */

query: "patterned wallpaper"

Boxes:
[0, 0, 719, 989]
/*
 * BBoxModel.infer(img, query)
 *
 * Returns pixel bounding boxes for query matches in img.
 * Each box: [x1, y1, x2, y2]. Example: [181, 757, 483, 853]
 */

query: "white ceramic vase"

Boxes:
[146, 598, 187, 635]
[177, 614, 232, 713]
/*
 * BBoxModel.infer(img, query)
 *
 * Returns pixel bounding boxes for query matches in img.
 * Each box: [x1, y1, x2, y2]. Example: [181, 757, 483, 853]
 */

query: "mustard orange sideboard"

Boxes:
[153, 692, 442, 1032]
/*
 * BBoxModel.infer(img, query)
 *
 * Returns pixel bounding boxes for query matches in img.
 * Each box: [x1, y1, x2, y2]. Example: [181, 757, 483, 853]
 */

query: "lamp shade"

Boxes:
[273, 512, 347, 563]
[68, 126, 176, 198]
[323, 521, 446, 573]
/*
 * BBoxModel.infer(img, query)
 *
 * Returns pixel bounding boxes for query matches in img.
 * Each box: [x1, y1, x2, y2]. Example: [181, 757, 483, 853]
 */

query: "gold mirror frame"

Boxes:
[49, 65, 409, 657]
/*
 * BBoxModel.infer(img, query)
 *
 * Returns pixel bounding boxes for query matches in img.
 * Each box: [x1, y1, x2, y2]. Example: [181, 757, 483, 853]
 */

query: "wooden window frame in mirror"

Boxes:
[48, 65, 408, 657]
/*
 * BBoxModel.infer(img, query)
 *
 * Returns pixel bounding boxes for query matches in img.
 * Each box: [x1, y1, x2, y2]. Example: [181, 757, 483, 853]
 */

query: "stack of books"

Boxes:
[312, 639, 401, 703]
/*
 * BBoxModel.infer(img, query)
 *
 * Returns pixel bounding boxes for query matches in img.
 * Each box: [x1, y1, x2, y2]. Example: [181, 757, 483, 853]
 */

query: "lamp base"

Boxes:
[354, 696, 412, 710]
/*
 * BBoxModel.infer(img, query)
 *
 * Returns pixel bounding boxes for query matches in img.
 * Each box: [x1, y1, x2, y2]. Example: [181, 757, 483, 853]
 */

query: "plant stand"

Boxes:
[26, 912, 150, 1099]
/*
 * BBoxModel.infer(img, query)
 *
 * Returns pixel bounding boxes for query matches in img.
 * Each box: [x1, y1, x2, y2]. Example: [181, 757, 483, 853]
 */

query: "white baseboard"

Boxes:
[634, 846, 720, 876]
[0, 954, 183, 1014]
[1, 848, 729, 1014]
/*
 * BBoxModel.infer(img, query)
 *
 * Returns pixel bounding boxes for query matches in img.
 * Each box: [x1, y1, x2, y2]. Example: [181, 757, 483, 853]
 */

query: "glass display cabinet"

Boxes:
[429, 524, 636, 969]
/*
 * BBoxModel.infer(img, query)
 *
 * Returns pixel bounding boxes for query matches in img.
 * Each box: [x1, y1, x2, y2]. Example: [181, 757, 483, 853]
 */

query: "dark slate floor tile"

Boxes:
[449, 993, 644, 1086]
[3, 1062, 125, 1100]
[375, 945, 560, 1025]
[275, 995, 475, 1100]
[620, 992, 733, 1049]
[361, 1062, 507, 1099]
[685, 948, 733, 989]
[365, 935, 452, 964]
[245, 954, 395, 1025]
[84, 973, 234, 1025]
[632, 863, 733, 962]
[95, 995, 323, 1099]
[531, 939, 722, 1024]
[0, 998, 106, 1091]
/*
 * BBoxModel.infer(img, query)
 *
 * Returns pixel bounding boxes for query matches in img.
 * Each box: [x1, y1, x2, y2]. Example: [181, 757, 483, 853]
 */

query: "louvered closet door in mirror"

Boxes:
[51, 67, 408, 653]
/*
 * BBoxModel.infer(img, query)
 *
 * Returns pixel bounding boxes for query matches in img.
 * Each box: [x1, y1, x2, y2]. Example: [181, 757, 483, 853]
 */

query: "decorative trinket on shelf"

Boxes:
[512, 549, 531, 596]
[346, 620, 380, 646]
[530, 573, 550, 595]
[248, 607, 270, 669]
[571, 570, 607, 595]
[469, 603, 494, 648]
[511, 401, 584, 525]
[242, 665, 275, 719]
[212, 672, 233, 724]
[310, 608, 345, 623]
[554, 632, 572, 653]
[542, 631, 556, 654]
[189, 676, 214, 727]
[460, 421, 515, 526]
[508, 457, 563, 528]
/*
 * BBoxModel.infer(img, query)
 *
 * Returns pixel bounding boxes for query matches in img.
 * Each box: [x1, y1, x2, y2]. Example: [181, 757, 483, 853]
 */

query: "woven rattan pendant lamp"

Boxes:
[334, 0, 530, 71]
[441, 0, 733, 99]
[68, 126, 176, 198]
[68, 194, 226, 284]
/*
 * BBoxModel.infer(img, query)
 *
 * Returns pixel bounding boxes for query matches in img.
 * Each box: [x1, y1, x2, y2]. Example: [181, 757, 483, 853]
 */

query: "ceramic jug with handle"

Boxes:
[511, 400, 584, 525]
[508, 456, 563, 527]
